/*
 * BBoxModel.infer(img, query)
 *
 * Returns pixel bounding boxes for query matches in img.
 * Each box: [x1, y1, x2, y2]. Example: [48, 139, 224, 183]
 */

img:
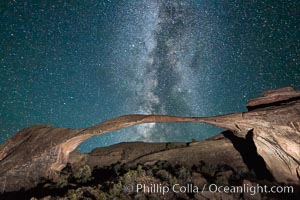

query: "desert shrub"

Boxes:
[177, 166, 191, 181]
[156, 169, 173, 182]
[74, 165, 92, 183]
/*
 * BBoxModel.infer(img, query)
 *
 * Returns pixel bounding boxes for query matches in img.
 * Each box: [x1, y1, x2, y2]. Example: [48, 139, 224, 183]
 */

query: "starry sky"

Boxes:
[0, 0, 299, 152]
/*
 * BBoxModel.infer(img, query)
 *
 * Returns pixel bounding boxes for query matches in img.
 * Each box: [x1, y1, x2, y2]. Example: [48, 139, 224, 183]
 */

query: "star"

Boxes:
[0, 0, 299, 152]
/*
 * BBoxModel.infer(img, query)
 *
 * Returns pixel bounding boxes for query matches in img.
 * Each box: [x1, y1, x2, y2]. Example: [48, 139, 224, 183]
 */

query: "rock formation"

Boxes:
[0, 87, 299, 193]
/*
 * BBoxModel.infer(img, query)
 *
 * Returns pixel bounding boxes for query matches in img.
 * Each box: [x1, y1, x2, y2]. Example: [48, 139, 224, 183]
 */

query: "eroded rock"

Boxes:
[0, 87, 299, 194]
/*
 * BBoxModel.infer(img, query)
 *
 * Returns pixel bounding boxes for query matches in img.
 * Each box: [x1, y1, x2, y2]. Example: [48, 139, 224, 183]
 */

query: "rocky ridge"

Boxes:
[0, 87, 299, 199]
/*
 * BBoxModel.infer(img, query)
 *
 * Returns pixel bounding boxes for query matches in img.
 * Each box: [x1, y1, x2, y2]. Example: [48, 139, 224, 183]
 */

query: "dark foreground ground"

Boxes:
[2, 141, 299, 200]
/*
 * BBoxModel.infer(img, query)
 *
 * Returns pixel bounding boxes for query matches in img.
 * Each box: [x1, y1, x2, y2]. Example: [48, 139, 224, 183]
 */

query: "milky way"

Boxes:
[121, 0, 204, 141]
[0, 0, 299, 152]
[89, 0, 225, 144]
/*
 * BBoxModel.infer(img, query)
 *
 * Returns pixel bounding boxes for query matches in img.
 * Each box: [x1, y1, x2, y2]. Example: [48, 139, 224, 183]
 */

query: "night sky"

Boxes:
[0, 0, 299, 152]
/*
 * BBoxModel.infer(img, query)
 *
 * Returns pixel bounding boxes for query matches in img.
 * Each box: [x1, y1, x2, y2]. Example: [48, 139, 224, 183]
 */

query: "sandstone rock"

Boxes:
[242, 179, 262, 200]
[0, 87, 299, 193]
[191, 172, 207, 187]
[247, 86, 300, 109]
[195, 191, 236, 200]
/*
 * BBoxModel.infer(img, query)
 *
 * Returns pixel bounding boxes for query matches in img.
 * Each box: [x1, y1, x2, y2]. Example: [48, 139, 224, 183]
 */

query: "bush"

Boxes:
[74, 165, 92, 183]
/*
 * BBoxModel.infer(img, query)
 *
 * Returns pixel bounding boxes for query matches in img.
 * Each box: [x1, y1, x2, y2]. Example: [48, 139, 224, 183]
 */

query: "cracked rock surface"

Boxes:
[0, 87, 299, 195]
